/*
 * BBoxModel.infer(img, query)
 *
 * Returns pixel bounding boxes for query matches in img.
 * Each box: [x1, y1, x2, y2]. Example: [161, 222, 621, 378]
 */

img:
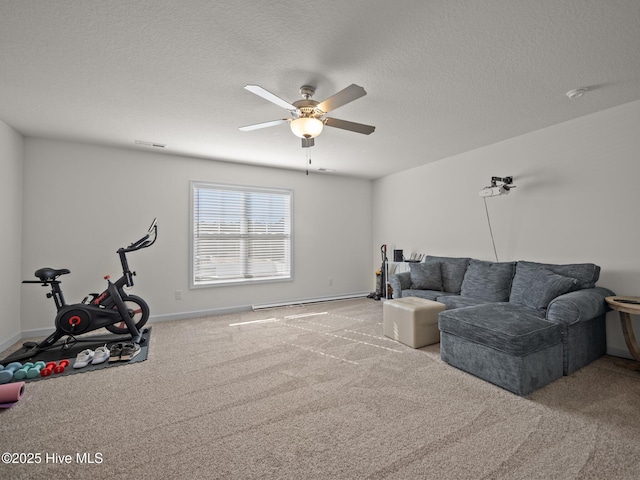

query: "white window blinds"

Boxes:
[191, 182, 292, 286]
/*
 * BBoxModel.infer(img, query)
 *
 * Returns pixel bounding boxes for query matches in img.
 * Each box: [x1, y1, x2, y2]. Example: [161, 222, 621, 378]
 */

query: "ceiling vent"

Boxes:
[566, 88, 588, 99]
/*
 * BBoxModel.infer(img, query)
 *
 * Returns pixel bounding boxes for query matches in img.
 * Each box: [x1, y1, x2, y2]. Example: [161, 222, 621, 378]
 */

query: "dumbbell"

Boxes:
[54, 360, 69, 374]
[13, 362, 34, 380]
[41, 360, 68, 377]
[40, 362, 57, 377]
[41, 360, 70, 377]
[40, 360, 69, 377]
[0, 362, 23, 384]
[26, 361, 46, 378]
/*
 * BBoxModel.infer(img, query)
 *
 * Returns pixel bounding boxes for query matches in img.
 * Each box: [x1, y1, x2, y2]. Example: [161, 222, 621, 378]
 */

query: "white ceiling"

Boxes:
[1, 1, 639, 179]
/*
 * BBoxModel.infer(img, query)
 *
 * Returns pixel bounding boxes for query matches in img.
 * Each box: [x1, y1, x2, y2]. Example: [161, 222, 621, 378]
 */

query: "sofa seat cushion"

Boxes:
[460, 260, 516, 302]
[440, 333, 563, 396]
[438, 303, 562, 357]
[402, 289, 443, 301]
[435, 295, 488, 310]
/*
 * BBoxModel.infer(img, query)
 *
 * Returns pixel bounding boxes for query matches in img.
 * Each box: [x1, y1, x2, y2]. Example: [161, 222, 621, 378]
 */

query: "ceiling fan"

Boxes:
[239, 84, 375, 148]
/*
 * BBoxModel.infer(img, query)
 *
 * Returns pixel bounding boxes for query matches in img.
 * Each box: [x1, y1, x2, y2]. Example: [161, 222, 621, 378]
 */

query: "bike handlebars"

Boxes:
[117, 219, 157, 287]
[121, 218, 158, 253]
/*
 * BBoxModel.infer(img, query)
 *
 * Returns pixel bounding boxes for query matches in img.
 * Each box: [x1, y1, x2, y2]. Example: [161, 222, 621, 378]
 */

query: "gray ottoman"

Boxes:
[438, 302, 564, 396]
[383, 297, 445, 348]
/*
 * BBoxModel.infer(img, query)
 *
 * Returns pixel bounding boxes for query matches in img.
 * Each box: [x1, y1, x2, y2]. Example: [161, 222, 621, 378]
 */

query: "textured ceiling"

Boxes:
[1, 1, 639, 179]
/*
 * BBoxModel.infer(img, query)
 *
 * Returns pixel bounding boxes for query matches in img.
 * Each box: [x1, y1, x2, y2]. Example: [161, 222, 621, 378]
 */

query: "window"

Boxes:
[191, 181, 292, 287]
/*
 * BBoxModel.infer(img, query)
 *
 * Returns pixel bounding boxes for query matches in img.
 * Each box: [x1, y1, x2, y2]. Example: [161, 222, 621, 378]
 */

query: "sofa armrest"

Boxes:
[546, 287, 615, 325]
[389, 272, 411, 298]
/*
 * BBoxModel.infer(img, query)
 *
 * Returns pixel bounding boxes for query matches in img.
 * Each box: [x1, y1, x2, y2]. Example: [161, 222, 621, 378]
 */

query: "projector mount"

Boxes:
[479, 176, 516, 197]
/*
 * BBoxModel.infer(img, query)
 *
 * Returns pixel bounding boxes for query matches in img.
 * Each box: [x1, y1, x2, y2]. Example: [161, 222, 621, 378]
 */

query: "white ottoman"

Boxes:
[383, 297, 446, 348]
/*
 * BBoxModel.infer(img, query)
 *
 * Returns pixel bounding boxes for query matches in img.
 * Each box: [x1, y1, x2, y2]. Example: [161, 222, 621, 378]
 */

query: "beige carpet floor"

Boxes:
[1, 298, 639, 479]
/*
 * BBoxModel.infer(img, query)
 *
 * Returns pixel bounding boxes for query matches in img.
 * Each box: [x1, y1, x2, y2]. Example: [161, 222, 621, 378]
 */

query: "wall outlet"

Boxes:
[175, 290, 183, 300]
[328, 278, 333, 286]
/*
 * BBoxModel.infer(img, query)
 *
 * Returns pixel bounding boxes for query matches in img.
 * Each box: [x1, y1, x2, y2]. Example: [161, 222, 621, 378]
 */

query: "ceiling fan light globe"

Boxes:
[290, 117, 323, 139]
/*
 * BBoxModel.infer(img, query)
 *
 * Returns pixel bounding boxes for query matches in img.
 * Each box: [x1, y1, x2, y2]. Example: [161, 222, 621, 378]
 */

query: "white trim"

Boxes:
[147, 292, 370, 320]
[606, 346, 633, 360]
[0, 331, 23, 356]
[148, 304, 252, 323]
[190, 180, 294, 288]
[252, 292, 370, 310]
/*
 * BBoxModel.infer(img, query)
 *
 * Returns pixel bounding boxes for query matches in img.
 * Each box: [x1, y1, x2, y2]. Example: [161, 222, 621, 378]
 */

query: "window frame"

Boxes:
[190, 181, 294, 288]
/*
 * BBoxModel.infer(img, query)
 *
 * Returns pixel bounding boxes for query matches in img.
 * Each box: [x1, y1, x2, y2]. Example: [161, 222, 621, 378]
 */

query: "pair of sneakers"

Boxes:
[109, 342, 141, 362]
[73, 345, 110, 369]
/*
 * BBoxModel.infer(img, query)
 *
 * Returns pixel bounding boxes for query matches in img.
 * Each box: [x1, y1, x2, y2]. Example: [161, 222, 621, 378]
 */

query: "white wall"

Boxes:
[0, 120, 24, 352]
[20, 139, 373, 333]
[373, 99, 640, 359]
[13, 100, 640, 357]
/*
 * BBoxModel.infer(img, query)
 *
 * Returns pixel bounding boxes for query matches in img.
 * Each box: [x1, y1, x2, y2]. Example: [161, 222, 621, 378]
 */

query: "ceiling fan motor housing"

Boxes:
[292, 100, 323, 119]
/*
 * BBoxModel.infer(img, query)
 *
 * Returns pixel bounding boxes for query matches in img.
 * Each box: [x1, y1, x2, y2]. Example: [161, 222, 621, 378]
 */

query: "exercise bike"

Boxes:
[4, 219, 157, 363]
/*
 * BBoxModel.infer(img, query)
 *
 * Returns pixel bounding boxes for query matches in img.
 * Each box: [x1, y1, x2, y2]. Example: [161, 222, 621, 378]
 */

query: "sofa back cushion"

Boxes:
[510, 261, 597, 312]
[514, 261, 600, 289]
[509, 266, 578, 312]
[460, 259, 516, 302]
[424, 256, 470, 293]
[409, 261, 442, 291]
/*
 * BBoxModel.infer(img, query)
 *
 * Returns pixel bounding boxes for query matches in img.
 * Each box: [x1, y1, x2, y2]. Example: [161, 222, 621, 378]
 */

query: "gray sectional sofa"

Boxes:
[389, 256, 614, 395]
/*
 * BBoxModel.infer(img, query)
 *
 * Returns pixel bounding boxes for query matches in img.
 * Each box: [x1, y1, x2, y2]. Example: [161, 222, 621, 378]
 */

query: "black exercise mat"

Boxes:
[1, 327, 151, 383]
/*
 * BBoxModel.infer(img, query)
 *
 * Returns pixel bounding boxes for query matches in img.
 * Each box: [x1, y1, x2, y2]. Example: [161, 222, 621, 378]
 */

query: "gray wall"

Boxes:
[373, 99, 640, 358]
[0, 120, 24, 351]
[19, 139, 373, 334]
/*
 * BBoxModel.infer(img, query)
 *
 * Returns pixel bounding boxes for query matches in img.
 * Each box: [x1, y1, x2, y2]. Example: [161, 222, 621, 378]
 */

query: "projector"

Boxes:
[479, 186, 510, 197]
[479, 176, 515, 197]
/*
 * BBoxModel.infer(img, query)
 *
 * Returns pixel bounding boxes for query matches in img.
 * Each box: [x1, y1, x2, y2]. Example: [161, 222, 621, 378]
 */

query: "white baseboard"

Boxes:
[252, 292, 370, 310]
[0, 332, 23, 358]
[606, 346, 633, 360]
[20, 326, 56, 338]
[148, 304, 252, 323]
[149, 292, 371, 321]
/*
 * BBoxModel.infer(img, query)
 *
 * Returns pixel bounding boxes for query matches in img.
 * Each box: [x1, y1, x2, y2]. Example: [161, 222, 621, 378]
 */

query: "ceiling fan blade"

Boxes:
[244, 85, 297, 111]
[302, 138, 315, 148]
[239, 119, 290, 131]
[316, 84, 367, 113]
[324, 117, 375, 135]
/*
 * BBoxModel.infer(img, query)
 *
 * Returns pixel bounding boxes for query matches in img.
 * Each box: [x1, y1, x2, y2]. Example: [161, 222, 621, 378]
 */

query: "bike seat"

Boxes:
[34, 268, 70, 282]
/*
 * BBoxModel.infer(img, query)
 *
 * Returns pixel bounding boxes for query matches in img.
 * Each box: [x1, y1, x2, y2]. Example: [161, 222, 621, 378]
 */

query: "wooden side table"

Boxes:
[605, 296, 640, 362]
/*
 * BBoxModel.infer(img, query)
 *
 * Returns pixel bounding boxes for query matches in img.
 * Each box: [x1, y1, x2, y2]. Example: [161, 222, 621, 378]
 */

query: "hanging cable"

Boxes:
[483, 197, 499, 262]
